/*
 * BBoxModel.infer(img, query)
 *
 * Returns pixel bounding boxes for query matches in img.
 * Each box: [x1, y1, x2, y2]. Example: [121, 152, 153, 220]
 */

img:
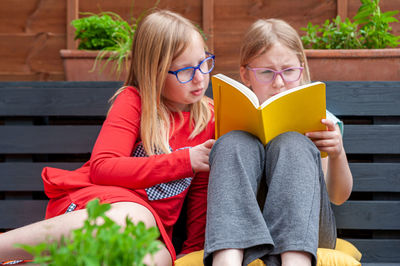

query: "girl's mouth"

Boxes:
[191, 88, 204, 96]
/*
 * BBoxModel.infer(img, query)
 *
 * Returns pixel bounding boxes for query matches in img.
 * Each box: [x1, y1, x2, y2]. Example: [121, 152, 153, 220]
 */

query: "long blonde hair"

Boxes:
[240, 18, 310, 84]
[109, 10, 211, 155]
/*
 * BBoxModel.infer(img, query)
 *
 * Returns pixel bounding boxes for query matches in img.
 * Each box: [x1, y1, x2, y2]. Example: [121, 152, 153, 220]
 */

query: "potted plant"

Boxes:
[17, 199, 161, 265]
[60, 2, 159, 81]
[301, 0, 400, 81]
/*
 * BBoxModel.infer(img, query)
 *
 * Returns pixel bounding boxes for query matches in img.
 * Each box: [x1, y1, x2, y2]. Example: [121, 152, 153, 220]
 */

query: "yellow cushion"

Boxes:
[174, 238, 362, 266]
[175, 250, 204, 266]
[334, 238, 362, 261]
[317, 248, 361, 266]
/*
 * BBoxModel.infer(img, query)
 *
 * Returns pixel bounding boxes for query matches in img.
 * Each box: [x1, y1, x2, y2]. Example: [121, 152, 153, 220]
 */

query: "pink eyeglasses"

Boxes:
[246, 66, 304, 84]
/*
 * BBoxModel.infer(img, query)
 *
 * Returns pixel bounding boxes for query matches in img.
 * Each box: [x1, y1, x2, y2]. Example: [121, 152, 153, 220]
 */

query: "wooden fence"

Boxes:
[0, 0, 399, 81]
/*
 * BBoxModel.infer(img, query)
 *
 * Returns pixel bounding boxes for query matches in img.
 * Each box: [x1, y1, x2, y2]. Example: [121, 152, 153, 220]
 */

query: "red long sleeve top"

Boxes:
[42, 87, 215, 259]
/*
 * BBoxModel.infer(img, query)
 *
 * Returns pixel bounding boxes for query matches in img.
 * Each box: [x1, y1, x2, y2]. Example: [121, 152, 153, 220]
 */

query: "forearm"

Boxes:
[90, 149, 194, 189]
[326, 148, 353, 205]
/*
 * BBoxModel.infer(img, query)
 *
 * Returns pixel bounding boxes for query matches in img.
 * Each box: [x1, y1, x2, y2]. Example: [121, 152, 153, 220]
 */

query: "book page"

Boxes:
[213, 74, 260, 108]
[212, 74, 264, 140]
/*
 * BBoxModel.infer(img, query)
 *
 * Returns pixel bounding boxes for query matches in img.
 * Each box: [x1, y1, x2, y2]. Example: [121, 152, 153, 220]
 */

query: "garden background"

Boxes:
[0, 0, 399, 81]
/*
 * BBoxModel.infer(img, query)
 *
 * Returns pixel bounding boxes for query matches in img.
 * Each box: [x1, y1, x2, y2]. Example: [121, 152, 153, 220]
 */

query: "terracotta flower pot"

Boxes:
[60, 49, 129, 81]
[305, 48, 400, 81]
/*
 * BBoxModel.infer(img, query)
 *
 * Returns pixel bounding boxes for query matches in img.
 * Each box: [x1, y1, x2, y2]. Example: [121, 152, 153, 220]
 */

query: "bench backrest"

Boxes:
[0, 81, 121, 228]
[0, 81, 399, 264]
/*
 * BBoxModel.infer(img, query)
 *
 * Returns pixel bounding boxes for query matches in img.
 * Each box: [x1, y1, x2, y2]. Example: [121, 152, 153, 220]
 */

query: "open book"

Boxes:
[212, 73, 327, 152]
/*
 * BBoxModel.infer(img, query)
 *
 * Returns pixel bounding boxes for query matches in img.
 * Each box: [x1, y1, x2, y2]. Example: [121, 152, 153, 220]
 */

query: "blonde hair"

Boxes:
[240, 18, 310, 84]
[109, 10, 211, 155]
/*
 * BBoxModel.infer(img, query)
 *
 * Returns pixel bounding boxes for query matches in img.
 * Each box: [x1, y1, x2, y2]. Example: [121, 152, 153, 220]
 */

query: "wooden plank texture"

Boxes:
[343, 125, 400, 154]
[350, 163, 400, 192]
[0, 163, 84, 191]
[0, 82, 120, 116]
[0, 126, 101, 154]
[337, 0, 348, 18]
[0, 200, 48, 229]
[326, 81, 400, 116]
[0, 34, 65, 74]
[67, 0, 79, 49]
[333, 201, 400, 230]
[348, 239, 400, 263]
[0, 0, 65, 33]
[1, 0, 399, 81]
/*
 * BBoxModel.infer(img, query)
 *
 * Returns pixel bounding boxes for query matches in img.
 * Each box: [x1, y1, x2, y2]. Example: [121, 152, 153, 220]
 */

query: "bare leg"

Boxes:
[212, 248, 243, 266]
[0, 202, 172, 266]
[281, 251, 312, 266]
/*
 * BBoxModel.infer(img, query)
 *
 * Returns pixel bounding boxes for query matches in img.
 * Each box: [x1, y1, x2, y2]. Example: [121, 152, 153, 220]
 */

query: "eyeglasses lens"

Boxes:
[255, 68, 302, 83]
[177, 57, 214, 83]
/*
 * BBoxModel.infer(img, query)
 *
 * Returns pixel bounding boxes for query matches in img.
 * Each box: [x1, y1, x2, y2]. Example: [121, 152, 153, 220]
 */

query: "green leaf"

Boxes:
[17, 199, 162, 265]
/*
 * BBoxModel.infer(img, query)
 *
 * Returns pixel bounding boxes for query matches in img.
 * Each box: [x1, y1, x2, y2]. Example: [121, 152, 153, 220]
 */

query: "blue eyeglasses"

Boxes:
[168, 52, 215, 84]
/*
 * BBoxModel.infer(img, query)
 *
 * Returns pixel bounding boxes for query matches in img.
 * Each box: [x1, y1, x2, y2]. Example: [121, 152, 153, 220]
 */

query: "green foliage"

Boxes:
[301, 0, 400, 49]
[71, 1, 159, 76]
[17, 199, 162, 266]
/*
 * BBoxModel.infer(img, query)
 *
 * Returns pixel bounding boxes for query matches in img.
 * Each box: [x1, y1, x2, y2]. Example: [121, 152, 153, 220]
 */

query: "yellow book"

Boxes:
[212, 73, 327, 153]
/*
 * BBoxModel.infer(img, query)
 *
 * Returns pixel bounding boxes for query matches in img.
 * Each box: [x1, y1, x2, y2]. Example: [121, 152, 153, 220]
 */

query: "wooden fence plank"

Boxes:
[333, 201, 400, 230]
[67, 0, 79, 49]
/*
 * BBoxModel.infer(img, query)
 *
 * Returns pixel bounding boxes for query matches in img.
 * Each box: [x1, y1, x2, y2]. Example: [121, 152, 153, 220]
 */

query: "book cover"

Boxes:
[212, 73, 327, 147]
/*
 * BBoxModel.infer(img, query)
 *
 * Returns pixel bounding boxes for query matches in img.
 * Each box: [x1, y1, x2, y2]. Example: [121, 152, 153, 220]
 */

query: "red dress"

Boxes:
[42, 87, 215, 261]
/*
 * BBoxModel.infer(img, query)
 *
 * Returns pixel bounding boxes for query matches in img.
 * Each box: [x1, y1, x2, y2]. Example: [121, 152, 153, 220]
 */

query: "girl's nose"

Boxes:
[192, 68, 204, 83]
[272, 73, 285, 89]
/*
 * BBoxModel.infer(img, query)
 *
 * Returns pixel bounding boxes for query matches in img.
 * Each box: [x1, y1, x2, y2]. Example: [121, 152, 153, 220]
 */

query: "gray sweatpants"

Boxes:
[204, 131, 336, 266]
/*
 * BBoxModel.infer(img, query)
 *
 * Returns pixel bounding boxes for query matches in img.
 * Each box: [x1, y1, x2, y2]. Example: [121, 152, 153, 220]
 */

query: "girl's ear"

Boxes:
[240, 66, 251, 87]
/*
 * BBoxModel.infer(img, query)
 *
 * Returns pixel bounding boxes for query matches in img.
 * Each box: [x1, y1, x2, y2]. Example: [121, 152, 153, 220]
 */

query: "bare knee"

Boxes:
[107, 202, 173, 265]
[108, 202, 157, 228]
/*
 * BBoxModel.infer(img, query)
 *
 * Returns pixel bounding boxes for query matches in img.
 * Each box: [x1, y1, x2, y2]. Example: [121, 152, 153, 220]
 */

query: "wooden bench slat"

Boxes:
[347, 239, 400, 263]
[343, 125, 400, 154]
[0, 200, 48, 229]
[0, 81, 123, 89]
[0, 82, 121, 116]
[350, 163, 400, 192]
[0, 163, 84, 191]
[333, 201, 400, 230]
[2, 125, 399, 154]
[0, 126, 100, 153]
[326, 81, 400, 116]
[1, 162, 398, 192]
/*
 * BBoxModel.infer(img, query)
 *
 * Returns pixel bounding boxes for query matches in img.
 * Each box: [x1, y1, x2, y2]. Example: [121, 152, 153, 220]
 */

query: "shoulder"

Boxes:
[112, 86, 141, 107]
[107, 86, 142, 117]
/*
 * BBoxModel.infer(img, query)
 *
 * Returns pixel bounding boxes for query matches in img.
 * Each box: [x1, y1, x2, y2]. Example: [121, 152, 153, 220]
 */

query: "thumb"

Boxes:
[203, 139, 216, 149]
[323, 119, 336, 132]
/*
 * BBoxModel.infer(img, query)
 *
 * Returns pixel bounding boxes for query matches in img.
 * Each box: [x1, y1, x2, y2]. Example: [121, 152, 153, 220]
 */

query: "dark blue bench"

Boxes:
[0, 81, 399, 265]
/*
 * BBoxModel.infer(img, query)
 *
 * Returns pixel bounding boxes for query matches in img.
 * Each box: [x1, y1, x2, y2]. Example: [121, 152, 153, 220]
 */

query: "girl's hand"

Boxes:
[305, 119, 343, 159]
[189, 139, 216, 173]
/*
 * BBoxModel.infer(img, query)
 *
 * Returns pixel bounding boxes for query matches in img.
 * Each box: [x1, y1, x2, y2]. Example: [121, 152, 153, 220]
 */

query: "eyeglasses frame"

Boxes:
[168, 52, 215, 84]
[246, 66, 304, 84]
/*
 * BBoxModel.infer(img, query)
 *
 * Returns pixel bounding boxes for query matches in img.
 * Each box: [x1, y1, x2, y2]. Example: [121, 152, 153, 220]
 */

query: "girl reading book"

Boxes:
[0, 10, 215, 265]
[204, 19, 353, 266]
